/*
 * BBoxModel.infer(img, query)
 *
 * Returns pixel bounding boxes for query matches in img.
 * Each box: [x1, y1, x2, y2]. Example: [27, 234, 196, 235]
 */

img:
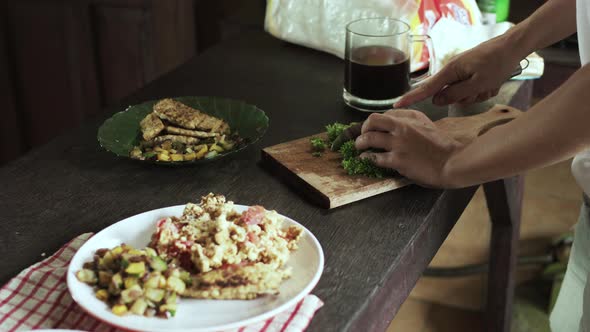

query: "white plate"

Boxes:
[67, 204, 324, 332]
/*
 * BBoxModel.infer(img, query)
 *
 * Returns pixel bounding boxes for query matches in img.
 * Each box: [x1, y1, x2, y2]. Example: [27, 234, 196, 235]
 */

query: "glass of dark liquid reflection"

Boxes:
[343, 18, 434, 112]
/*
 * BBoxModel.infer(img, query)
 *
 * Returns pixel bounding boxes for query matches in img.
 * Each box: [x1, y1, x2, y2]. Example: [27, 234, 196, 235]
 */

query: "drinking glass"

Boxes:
[343, 17, 434, 112]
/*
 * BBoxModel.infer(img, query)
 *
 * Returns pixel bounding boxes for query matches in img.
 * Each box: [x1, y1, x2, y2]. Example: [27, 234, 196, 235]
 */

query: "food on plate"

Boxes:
[153, 135, 201, 145]
[153, 99, 230, 133]
[76, 193, 303, 318]
[75, 244, 188, 318]
[150, 193, 302, 299]
[183, 262, 287, 300]
[140, 113, 165, 141]
[166, 126, 219, 138]
[130, 98, 242, 162]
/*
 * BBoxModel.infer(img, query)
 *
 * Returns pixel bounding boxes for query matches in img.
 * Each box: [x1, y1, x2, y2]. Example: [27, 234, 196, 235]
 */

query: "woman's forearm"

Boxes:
[500, 0, 577, 60]
[443, 64, 590, 188]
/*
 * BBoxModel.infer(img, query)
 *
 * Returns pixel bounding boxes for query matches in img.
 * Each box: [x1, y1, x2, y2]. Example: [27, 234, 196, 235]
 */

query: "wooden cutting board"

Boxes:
[261, 104, 522, 209]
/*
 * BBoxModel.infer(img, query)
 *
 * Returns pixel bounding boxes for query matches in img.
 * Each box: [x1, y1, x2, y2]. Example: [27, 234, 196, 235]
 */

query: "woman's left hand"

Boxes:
[354, 109, 463, 188]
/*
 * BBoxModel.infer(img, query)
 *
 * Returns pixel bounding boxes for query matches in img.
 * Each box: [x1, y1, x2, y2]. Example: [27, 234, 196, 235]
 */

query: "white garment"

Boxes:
[572, 0, 590, 193]
[550, 202, 590, 332]
[550, 1, 590, 331]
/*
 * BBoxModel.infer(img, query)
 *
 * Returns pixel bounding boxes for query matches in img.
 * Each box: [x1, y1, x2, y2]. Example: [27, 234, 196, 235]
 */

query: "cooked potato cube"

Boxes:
[111, 246, 123, 256]
[145, 288, 165, 302]
[95, 289, 109, 301]
[109, 273, 123, 295]
[121, 284, 143, 303]
[149, 256, 168, 272]
[125, 262, 146, 275]
[99, 252, 116, 270]
[112, 304, 128, 316]
[209, 144, 224, 152]
[220, 140, 235, 150]
[124, 277, 139, 289]
[183, 153, 196, 161]
[157, 153, 171, 161]
[145, 247, 157, 257]
[76, 269, 97, 284]
[130, 298, 148, 315]
[195, 145, 208, 159]
[170, 154, 184, 161]
[145, 273, 167, 289]
[166, 276, 186, 293]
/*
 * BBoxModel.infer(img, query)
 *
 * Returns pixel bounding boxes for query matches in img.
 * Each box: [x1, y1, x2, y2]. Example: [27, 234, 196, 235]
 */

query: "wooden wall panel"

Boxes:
[64, 2, 101, 118]
[152, 0, 196, 76]
[93, 5, 154, 105]
[92, 0, 196, 106]
[7, 2, 80, 147]
[0, 10, 26, 163]
[0, 0, 207, 165]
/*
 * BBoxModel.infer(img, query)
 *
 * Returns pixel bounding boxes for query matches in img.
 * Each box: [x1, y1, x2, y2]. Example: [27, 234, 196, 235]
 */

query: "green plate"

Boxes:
[97, 96, 269, 165]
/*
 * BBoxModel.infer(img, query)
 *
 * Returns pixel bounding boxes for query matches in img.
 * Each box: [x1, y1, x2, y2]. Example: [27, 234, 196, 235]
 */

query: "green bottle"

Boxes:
[496, 0, 510, 22]
[477, 0, 496, 24]
[477, 0, 510, 24]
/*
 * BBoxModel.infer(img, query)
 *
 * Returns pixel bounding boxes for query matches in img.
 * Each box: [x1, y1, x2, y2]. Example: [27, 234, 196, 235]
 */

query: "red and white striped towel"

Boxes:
[0, 233, 323, 332]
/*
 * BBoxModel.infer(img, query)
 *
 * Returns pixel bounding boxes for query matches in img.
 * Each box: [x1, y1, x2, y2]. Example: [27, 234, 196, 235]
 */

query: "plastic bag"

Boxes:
[265, 0, 420, 59]
[265, 0, 482, 72]
[409, 0, 482, 70]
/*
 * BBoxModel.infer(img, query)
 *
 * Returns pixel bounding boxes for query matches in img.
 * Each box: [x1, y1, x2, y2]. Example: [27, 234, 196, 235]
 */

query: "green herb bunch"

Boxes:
[320, 122, 395, 178]
[338, 141, 393, 178]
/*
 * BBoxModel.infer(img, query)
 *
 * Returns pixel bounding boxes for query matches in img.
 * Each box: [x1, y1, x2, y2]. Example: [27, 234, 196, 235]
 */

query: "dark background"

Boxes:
[0, 0, 575, 165]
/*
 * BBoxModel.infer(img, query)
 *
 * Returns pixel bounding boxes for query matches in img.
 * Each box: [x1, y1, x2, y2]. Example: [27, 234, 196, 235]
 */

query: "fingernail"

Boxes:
[354, 139, 362, 150]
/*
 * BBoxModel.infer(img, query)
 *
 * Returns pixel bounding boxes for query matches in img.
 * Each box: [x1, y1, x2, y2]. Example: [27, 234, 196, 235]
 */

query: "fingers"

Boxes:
[384, 109, 429, 122]
[359, 151, 400, 169]
[361, 113, 398, 134]
[355, 131, 394, 151]
[432, 78, 481, 106]
[394, 63, 461, 108]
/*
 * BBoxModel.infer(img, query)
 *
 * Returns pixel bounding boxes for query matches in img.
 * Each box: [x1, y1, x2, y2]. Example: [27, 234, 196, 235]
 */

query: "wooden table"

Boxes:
[0, 31, 532, 332]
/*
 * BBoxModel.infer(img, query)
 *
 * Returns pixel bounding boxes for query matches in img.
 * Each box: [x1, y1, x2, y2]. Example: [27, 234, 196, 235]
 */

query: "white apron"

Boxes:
[549, 0, 590, 331]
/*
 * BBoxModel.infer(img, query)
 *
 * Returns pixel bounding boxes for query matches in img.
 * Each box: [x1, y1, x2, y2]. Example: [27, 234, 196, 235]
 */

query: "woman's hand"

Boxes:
[395, 36, 523, 107]
[354, 109, 463, 187]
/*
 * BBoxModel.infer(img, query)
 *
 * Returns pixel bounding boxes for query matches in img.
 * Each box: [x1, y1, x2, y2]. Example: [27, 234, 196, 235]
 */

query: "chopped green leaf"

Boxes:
[338, 140, 394, 178]
[326, 123, 351, 143]
[310, 137, 327, 152]
[312, 151, 323, 158]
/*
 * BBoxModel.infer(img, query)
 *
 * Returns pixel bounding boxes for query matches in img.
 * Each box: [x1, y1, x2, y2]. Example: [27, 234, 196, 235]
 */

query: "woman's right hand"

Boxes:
[395, 36, 524, 108]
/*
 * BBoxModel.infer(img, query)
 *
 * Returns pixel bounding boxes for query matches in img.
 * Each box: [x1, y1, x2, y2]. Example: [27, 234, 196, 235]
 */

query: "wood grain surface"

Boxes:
[262, 104, 522, 209]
